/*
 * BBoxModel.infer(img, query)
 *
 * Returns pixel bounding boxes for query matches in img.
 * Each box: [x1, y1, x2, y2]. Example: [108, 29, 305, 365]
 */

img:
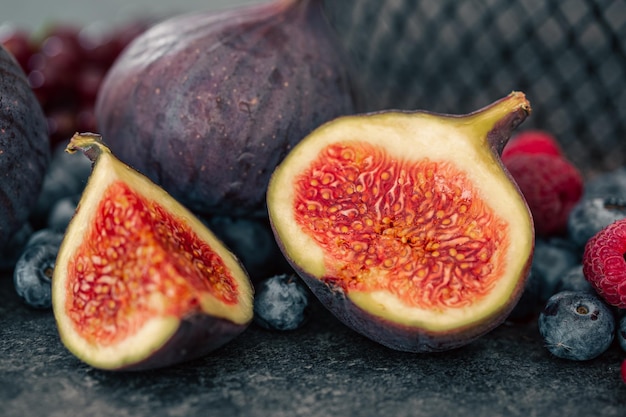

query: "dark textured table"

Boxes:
[1, 275, 624, 417]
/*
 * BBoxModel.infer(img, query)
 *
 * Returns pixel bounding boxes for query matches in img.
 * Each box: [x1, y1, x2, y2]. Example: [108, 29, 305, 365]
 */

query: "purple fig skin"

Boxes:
[113, 314, 250, 371]
[290, 260, 530, 353]
[486, 97, 533, 156]
[0, 46, 50, 246]
[95, 0, 355, 218]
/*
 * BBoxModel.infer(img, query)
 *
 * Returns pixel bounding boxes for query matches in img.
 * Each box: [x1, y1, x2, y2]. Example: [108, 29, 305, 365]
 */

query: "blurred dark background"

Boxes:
[324, 0, 626, 177]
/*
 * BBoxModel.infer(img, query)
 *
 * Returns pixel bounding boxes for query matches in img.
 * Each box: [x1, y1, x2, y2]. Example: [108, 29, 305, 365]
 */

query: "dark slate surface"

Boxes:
[1, 275, 625, 417]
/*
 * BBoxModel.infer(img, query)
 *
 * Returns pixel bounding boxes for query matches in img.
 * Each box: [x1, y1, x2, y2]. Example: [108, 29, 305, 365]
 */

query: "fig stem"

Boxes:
[66, 132, 110, 163]
[463, 91, 532, 156]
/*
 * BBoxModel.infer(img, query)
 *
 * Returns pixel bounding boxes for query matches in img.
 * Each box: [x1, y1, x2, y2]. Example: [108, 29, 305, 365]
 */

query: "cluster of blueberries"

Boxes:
[515, 167, 626, 361]
[3, 144, 90, 309]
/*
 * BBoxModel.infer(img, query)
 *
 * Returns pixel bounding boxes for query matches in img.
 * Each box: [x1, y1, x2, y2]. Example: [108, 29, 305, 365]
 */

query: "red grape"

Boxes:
[0, 25, 34, 71]
[1, 19, 152, 145]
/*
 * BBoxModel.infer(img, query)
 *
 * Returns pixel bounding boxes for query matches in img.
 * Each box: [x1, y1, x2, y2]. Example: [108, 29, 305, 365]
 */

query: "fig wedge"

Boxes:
[52, 133, 254, 371]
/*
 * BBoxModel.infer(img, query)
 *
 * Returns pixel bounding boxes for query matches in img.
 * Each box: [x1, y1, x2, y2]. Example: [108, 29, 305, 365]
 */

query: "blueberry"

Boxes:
[0, 222, 34, 270]
[253, 274, 311, 331]
[567, 197, 626, 249]
[508, 267, 542, 320]
[538, 290, 616, 361]
[554, 264, 594, 294]
[47, 194, 79, 232]
[26, 228, 64, 249]
[532, 237, 580, 301]
[207, 215, 287, 282]
[13, 244, 59, 309]
[618, 314, 626, 352]
[583, 167, 626, 200]
[30, 142, 91, 228]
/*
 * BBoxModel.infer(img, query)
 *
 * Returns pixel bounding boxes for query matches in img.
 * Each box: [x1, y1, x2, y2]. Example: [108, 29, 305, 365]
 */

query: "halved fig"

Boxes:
[52, 133, 254, 371]
[267, 92, 534, 352]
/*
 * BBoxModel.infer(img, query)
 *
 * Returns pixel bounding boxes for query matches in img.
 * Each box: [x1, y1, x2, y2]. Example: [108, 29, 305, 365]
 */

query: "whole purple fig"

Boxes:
[96, 0, 355, 217]
[0, 45, 50, 247]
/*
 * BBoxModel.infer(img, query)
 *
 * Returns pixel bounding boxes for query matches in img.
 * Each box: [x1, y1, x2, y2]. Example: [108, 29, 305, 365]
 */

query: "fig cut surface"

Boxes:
[268, 92, 534, 352]
[52, 133, 254, 371]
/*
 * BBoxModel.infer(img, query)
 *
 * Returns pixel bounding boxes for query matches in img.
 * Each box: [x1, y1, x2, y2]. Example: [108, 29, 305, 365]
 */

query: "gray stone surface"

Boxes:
[1, 276, 625, 417]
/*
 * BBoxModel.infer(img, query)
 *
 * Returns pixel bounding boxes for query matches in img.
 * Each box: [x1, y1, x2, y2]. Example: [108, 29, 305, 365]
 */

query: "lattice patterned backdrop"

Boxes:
[323, 0, 626, 177]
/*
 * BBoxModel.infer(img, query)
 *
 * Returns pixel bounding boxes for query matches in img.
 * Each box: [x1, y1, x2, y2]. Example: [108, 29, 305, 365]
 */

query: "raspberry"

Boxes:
[501, 130, 562, 161]
[504, 153, 584, 237]
[582, 219, 626, 308]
